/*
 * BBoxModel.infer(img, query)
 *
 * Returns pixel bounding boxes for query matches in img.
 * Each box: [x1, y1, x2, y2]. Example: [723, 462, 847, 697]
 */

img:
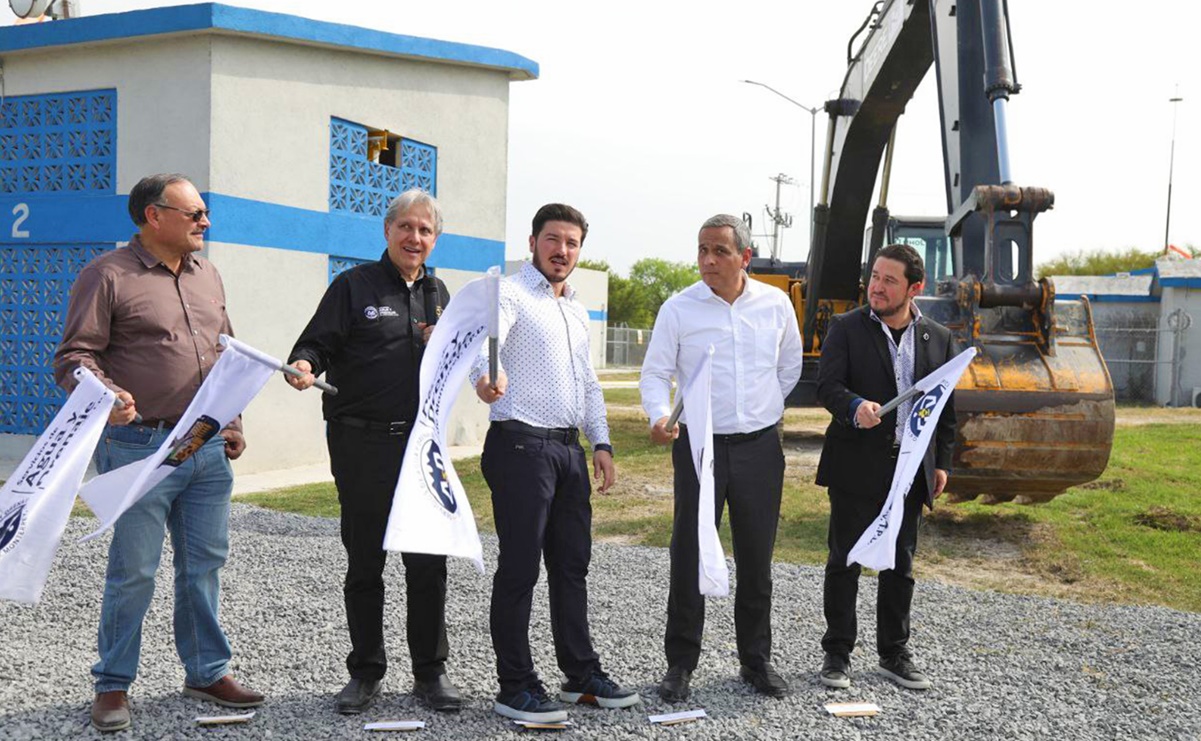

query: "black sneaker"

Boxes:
[819, 653, 851, 689]
[493, 683, 569, 723]
[559, 671, 641, 709]
[878, 655, 931, 690]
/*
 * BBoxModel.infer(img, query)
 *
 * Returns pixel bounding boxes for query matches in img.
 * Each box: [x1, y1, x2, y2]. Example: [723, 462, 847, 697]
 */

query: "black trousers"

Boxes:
[666, 425, 784, 672]
[481, 424, 600, 695]
[821, 464, 927, 661]
[327, 422, 449, 682]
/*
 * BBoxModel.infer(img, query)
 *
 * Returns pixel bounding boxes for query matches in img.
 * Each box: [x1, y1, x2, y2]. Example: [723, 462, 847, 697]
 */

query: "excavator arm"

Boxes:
[781, 0, 1115, 503]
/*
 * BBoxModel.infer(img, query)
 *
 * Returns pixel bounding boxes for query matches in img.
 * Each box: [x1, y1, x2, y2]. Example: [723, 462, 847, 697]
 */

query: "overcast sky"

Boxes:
[9, 1, 1199, 274]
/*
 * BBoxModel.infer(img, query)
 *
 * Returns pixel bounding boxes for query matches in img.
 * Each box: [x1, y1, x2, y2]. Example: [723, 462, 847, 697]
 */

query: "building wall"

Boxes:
[201, 38, 513, 473]
[0, 37, 214, 192]
[0, 24, 523, 476]
[208, 35, 510, 241]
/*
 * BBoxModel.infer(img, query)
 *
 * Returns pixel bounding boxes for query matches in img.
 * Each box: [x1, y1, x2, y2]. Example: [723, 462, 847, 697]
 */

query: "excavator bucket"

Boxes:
[918, 287, 1115, 504]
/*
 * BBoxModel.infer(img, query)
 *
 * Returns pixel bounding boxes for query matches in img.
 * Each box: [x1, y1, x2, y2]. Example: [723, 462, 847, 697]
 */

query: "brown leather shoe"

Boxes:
[183, 675, 266, 708]
[91, 690, 131, 732]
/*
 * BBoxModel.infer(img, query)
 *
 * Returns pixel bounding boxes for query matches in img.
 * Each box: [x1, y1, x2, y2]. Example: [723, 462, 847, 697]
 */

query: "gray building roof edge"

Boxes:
[0, 3, 540, 81]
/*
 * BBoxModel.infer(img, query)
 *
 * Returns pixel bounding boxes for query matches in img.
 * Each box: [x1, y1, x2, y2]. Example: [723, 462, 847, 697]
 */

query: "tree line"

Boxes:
[578, 258, 698, 329]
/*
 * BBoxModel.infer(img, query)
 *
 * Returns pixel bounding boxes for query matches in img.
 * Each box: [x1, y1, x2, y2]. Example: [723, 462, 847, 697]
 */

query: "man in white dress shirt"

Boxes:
[640, 213, 803, 702]
[472, 203, 638, 724]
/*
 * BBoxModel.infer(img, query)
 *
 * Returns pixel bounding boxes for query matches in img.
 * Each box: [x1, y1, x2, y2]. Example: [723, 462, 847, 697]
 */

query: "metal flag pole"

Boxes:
[218, 335, 338, 395]
[278, 364, 339, 395]
[486, 266, 501, 387]
[876, 386, 923, 417]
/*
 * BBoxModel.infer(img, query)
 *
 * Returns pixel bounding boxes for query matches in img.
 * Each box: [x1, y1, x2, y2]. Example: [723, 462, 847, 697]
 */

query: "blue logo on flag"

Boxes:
[908, 385, 944, 437]
[0, 502, 26, 552]
[421, 439, 458, 514]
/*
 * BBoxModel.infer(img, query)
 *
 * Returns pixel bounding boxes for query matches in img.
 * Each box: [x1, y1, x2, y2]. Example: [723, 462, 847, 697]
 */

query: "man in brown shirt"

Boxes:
[54, 173, 264, 733]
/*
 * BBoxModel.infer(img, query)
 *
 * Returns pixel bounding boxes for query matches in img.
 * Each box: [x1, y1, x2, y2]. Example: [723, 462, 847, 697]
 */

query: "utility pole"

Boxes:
[1164, 90, 1184, 253]
[741, 80, 819, 252]
[765, 173, 795, 261]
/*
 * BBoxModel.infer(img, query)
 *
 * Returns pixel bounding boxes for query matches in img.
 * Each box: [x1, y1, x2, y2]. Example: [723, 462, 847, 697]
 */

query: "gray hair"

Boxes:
[129, 173, 191, 225]
[385, 189, 443, 235]
[700, 213, 752, 252]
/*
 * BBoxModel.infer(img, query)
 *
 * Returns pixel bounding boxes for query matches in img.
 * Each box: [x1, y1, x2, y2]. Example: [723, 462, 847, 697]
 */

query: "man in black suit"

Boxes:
[815, 242, 957, 691]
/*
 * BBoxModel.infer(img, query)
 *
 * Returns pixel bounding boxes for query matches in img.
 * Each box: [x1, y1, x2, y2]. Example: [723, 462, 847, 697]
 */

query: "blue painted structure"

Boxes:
[0, 89, 118, 434]
[0, 5, 533, 439]
[0, 3, 538, 81]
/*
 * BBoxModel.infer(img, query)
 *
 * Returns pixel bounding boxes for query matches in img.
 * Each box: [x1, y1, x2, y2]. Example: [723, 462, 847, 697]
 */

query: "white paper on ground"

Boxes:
[648, 708, 707, 724]
[364, 720, 426, 731]
[824, 701, 881, 717]
[511, 719, 574, 729]
[194, 711, 256, 725]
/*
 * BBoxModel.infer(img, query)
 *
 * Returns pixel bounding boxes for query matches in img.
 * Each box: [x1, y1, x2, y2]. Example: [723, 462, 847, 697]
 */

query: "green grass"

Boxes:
[602, 387, 642, 406]
[240, 416, 1201, 613]
[924, 423, 1201, 611]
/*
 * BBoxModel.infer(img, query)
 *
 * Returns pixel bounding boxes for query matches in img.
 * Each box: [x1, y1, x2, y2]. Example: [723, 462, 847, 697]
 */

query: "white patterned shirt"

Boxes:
[640, 275, 803, 434]
[470, 262, 609, 446]
[870, 302, 922, 439]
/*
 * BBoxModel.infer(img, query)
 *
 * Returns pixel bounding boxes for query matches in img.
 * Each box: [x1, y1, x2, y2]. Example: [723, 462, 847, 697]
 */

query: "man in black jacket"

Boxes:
[286, 189, 460, 714]
[815, 243, 956, 692]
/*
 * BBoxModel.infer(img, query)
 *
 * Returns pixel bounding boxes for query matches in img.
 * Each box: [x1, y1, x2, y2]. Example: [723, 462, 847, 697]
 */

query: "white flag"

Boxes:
[77, 336, 277, 541]
[847, 347, 977, 571]
[681, 345, 729, 597]
[0, 368, 114, 603]
[382, 272, 490, 572]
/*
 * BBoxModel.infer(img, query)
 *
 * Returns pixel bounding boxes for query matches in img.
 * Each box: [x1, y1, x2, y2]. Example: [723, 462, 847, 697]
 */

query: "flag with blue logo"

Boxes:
[382, 272, 490, 573]
[77, 336, 277, 541]
[681, 344, 730, 597]
[0, 367, 114, 604]
[847, 347, 976, 571]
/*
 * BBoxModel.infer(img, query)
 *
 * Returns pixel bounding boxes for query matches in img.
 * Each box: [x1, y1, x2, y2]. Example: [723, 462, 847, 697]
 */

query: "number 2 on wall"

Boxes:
[11, 203, 30, 238]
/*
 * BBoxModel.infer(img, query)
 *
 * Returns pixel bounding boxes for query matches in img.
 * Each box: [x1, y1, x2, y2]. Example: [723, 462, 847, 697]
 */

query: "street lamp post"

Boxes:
[1165, 91, 1184, 253]
[740, 79, 819, 252]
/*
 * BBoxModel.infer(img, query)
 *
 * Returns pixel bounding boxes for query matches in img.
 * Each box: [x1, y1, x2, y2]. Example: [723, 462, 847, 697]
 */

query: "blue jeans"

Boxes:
[91, 423, 234, 693]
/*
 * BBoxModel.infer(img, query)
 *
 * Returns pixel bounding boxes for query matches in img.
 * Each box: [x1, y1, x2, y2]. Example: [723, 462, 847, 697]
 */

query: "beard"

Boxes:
[532, 251, 571, 283]
[871, 295, 908, 318]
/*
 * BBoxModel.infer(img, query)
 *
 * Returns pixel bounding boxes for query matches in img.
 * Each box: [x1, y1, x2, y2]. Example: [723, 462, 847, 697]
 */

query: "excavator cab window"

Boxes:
[889, 221, 954, 295]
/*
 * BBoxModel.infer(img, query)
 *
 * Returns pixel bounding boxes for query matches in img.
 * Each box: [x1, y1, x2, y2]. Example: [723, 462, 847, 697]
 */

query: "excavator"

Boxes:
[750, 0, 1114, 504]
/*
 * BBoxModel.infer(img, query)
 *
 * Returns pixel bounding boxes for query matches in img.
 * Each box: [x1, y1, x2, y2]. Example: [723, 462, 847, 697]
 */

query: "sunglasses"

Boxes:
[154, 203, 211, 223]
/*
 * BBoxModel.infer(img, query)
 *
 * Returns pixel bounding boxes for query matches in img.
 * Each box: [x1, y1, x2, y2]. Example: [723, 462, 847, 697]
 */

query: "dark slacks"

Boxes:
[327, 422, 449, 682]
[481, 424, 600, 695]
[666, 425, 784, 672]
[821, 463, 927, 661]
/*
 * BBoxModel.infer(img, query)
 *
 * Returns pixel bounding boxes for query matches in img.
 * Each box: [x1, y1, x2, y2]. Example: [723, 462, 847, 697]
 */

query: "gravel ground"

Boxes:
[2, 504, 1199, 740]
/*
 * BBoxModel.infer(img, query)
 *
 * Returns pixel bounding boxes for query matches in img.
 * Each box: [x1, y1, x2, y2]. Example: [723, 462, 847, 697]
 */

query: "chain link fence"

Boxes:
[1093, 307, 1193, 404]
[606, 325, 653, 367]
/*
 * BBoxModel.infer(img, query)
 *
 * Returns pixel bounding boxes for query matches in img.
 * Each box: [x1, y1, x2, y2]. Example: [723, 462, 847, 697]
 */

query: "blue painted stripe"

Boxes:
[588, 309, 607, 321]
[0, 192, 504, 273]
[1080, 294, 1161, 303]
[0, 193, 128, 242]
[1160, 277, 1201, 288]
[0, 3, 538, 81]
[203, 194, 503, 271]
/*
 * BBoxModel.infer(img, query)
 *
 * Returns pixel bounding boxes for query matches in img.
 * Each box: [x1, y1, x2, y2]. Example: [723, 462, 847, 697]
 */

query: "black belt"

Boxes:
[493, 420, 579, 445]
[332, 416, 411, 436]
[134, 419, 175, 431]
[711, 423, 778, 445]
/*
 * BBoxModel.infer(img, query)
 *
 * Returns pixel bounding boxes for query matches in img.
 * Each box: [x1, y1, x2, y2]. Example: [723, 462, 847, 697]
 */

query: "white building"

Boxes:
[0, 4, 538, 476]
[1053, 256, 1201, 407]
